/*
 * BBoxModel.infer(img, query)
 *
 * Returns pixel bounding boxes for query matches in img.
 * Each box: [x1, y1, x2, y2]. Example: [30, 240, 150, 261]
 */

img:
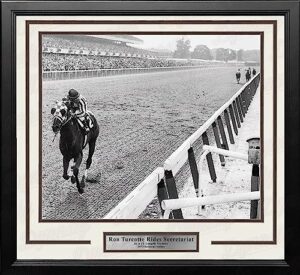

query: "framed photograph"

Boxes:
[1, 0, 299, 272]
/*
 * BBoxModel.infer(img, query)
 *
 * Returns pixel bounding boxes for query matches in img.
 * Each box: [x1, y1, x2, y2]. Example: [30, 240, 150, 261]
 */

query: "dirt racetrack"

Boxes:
[42, 66, 251, 219]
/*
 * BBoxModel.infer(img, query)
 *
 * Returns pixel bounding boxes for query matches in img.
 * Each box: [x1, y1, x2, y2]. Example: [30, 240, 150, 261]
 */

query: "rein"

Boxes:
[52, 114, 74, 142]
[62, 114, 74, 127]
[52, 132, 58, 142]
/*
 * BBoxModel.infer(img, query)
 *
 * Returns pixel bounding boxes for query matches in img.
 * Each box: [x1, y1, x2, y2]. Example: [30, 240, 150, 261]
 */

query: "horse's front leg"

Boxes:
[73, 152, 84, 193]
[63, 156, 71, 180]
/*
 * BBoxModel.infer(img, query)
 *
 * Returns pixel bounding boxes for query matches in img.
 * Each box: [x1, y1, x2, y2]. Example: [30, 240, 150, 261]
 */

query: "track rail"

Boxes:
[104, 73, 260, 219]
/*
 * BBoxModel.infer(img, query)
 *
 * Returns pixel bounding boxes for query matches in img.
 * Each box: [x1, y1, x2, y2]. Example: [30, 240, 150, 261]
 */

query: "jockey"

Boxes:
[66, 89, 91, 133]
[236, 68, 241, 83]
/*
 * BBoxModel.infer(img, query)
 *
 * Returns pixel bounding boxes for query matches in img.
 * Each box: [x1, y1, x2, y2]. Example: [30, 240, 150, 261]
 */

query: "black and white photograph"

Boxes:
[42, 33, 261, 220]
[2, 1, 291, 262]
[3, 0, 298, 265]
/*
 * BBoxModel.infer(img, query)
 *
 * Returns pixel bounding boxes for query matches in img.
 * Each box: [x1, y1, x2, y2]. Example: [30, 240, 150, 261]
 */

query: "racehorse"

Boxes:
[236, 71, 241, 84]
[51, 101, 99, 194]
[245, 69, 251, 82]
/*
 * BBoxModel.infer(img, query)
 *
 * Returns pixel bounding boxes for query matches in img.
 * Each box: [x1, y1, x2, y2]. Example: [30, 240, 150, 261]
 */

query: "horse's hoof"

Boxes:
[63, 174, 70, 180]
[78, 188, 84, 194]
[71, 175, 76, 184]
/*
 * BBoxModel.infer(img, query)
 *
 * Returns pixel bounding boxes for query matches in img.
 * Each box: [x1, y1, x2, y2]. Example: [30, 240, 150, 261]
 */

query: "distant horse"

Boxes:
[245, 69, 251, 82]
[236, 71, 241, 84]
[51, 101, 99, 194]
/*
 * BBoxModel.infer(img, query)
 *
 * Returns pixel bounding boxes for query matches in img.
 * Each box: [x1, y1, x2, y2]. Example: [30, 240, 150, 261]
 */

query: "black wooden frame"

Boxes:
[1, 0, 299, 273]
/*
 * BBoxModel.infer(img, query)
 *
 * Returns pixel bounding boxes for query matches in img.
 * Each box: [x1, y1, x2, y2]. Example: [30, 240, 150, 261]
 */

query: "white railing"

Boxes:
[202, 145, 248, 161]
[42, 63, 235, 81]
[103, 168, 164, 219]
[162, 191, 260, 219]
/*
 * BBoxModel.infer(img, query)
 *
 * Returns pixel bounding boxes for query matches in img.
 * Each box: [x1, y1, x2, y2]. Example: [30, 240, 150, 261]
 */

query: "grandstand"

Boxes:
[42, 53, 193, 71]
[42, 34, 185, 71]
[42, 35, 245, 74]
[42, 35, 157, 57]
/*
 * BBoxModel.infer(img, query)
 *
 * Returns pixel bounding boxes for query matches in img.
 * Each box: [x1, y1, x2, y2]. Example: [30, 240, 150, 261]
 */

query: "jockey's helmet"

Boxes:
[68, 89, 80, 101]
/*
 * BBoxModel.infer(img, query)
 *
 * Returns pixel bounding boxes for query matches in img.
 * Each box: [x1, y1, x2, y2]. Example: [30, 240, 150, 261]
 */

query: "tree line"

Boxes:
[173, 37, 259, 62]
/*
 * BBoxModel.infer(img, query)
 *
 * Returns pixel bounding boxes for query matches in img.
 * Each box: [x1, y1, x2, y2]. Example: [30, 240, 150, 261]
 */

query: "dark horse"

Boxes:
[236, 71, 241, 84]
[245, 69, 251, 82]
[51, 101, 99, 193]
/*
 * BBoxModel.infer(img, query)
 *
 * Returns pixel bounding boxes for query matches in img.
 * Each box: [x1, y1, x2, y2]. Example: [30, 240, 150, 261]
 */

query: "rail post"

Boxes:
[236, 97, 244, 123]
[212, 122, 226, 166]
[157, 178, 172, 219]
[197, 150, 210, 214]
[164, 170, 183, 219]
[240, 91, 247, 114]
[224, 109, 235, 144]
[202, 132, 217, 182]
[246, 86, 251, 110]
[188, 147, 200, 194]
[243, 87, 248, 109]
[188, 147, 205, 211]
[233, 100, 241, 128]
[250, 81, 255, 99]
[229, 104, 238, 135]
[238, 95, 246, 117]
[217, 116, 229, 150]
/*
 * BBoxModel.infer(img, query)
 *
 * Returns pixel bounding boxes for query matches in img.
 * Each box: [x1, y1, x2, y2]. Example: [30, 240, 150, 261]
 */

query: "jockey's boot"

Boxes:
[87, 116, 93, 129]
[82, 119, 90, 134]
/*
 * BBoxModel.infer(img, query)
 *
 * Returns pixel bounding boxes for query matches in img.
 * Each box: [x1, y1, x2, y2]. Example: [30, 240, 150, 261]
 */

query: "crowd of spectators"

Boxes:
[43, 35, 157, 57]
[42, 53, 192, 71]
[42, 35, 198, 72]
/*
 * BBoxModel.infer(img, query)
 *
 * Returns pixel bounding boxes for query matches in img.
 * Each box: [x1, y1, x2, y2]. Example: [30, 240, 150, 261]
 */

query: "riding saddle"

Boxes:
[75, 111, 94, 134]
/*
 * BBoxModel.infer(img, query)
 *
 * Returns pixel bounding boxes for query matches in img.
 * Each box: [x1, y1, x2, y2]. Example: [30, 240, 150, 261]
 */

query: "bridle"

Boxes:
[52, 112, 74, 142]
